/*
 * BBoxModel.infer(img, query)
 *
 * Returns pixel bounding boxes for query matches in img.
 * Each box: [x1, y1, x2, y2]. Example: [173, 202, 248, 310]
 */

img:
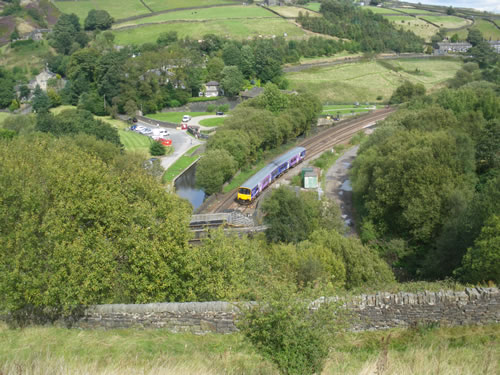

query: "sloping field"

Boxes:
[447, 19, 500, 40]
[286, 58, 462, 103]
[384, 15, 438, 41]
[363, 6, 402, 14]
[0, 112, 11, 125]
[115, 5, 277, 28]
[55, 0, 150, 22]
[304, 2, 321, 12]
[396, 8, 441, 15]
[269, 6, 321, 18]
[420, 15, 471, 28]
[143, 0, 235, 13]
[114, 18, 307, 45]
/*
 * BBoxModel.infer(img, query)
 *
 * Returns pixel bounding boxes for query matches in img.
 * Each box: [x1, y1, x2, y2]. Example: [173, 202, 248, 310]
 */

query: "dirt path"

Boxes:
[324, 145, 359, 235]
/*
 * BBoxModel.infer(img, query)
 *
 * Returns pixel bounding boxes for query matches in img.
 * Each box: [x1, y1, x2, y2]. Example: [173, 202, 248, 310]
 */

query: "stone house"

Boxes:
[435, 41, 500, 55]
[200, 81, 222, 97]
[28, 69, 57, 91]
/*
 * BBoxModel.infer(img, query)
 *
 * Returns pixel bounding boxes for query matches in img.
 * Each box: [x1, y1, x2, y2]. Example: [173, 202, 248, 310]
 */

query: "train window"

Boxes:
[239, 188, 251, 195]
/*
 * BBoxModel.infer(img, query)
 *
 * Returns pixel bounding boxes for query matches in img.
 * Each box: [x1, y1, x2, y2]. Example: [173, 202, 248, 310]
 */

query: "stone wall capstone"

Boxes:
[71, 288, 499, 334]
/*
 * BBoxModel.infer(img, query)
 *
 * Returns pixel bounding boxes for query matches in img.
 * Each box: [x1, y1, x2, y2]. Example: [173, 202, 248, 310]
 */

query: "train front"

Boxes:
[237, 187, 252, 204]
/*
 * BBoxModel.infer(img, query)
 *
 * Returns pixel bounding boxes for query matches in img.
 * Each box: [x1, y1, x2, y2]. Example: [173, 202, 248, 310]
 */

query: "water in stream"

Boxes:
[174, 163, 206, 210]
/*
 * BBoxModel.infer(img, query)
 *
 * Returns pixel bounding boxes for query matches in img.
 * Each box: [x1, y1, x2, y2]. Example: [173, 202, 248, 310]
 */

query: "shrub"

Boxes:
[150, 141, 166, 156]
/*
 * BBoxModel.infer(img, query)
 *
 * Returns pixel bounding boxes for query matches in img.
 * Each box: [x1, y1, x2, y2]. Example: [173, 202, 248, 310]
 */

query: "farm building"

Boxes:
[435, 41, 500, 55]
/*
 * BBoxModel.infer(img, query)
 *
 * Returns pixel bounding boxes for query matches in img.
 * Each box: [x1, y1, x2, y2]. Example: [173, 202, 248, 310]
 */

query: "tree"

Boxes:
[457, 215, 500, 284]
[156, 31, 178, 47]
[239, 45, 255, 78]
[51, 13, 83, 54]
[446, 6, 456, 15]
[0, 67, 15, 109]
[150, 141, 166, 156]
[221, 66, 244, 97]
[0, 135, 193, 323]
[467, 29, 483, 47]
[239, 282, 340, 375]
[206, 56, 225, 82]
[389, 81, 425, 104]
[195, 149, 237, 194]
[10, 27, 19, 41]
[257, 83, 289, 113]
[84, 9, 113, 30]
[222, 43, 242, 67]
[32, 85, 51, 113]
[450, 33, 459, 43]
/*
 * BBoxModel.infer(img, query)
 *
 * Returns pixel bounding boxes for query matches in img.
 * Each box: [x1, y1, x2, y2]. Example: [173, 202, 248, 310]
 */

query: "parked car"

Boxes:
[130, 124, 137, 131]
[216, 111, 224, 116]
[140, 127, 152, 135]
[157, 138, 172, 146]
[134, 125, 147, 133]
[182, 115, 191, 122]
[181, 123, 188, 130]
[150, 128, 170, 139]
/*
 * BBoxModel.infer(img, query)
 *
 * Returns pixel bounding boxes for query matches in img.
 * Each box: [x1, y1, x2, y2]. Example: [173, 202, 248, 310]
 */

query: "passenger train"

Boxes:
[237, 147, 306, 204]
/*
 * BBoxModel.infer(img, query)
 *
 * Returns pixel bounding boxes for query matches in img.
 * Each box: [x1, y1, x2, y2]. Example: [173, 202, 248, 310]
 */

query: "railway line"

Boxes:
[202, 107, 396, 214]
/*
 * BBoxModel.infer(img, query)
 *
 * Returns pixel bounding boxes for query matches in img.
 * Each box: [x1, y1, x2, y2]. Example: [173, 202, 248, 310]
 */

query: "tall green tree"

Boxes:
[195, 149, 237, 194]
[221, 66, 244, 97]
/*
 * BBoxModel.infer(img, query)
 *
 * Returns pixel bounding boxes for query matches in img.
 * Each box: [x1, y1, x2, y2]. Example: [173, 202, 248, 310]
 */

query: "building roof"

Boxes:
[240, 86, 264, 99]
[205, 81, 219, 86]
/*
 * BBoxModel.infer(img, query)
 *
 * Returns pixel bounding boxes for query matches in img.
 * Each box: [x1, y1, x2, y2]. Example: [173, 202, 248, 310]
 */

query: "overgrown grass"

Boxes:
[199, 117, 225, 127]
[148, 112, 213, 123]
[113, 18, 307, 45]
[0, 40, 52, 79]
[162, 145, 201, 183]
[286, 58, 462, 103]
[0, 322, 497, 375]
[116, 5, 276, 27]
[223, 142, 299, 193]
[0, 112, 11, 125]
[384, 15, 438, 41]
[303, 2, 321, 12]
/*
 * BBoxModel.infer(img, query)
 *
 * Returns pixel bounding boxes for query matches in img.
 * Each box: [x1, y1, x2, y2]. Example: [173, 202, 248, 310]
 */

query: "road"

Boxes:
[136, 120, 203, 171]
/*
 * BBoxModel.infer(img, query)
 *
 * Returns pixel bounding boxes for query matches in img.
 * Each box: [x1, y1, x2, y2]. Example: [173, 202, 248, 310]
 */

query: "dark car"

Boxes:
[216, 111, 224, 116]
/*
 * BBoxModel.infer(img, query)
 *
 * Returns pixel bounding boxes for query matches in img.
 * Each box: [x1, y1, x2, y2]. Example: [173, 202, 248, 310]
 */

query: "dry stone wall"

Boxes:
[73, 288, 499, 334]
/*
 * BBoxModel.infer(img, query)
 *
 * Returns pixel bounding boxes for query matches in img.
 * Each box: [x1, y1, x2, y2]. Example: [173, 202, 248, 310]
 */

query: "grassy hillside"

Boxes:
[0, 322, 497, 374]
[286, 58, 462, 103]
[0, 40, 53, 80]
[363, 6, 402, 14]
[0, 112, 11, 125]
[304, 2, 321, 12]
[420, 15, 471, 28]
[447, 19, 500, 40]
[269, 6, 321, 18]
[113, 18, 307, 45]
[114, 5, 277, 28]
[384, 15, 438, 42]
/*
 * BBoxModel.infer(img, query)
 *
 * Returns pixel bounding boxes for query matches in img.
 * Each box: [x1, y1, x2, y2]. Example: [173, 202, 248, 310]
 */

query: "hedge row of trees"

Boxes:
[195, 84, 322, 194]
[298, 0, 424, 53]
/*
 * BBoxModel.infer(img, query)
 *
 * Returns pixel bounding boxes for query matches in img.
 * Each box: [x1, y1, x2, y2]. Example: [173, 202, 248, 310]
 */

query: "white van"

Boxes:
[182, 115, 191, 122]
[150, 128, 170, 139]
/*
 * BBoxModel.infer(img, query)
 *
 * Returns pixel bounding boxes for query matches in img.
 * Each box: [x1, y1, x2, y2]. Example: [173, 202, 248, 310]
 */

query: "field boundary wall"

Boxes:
[72, 288, 499, 334]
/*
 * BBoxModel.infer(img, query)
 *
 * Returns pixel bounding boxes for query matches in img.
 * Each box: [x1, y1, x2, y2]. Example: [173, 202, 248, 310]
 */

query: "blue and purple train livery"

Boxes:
[237, 147, 306, 203]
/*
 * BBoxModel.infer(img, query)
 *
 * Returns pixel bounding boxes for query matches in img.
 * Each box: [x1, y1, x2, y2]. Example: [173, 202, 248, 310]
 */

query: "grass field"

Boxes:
[0, 323, 498, 374]
[269, 6, 321, 18]
[286, 58, 463, 104]
[447, 19, 500, 40]
[116, 5, 277, 27]
[199, 117, 225, 127]
[304, 2, 321, 12]
[54, 0, 150, 22]
[142, 0, 235, 13]
[396, 8, 441, 15]
[148, 112, 213, 123]
[321, 104, 383, 116]
[363, 6, 402, 14]
[385, 15, 438, 41]
[420, 15, 471, 28]
[119, 129, 152, 154]
[163, 145, 201, 183]
[114, 18, 306, 45]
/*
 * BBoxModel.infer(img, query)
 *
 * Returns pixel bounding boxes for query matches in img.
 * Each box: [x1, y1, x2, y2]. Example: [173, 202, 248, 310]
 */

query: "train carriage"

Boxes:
[237, 147, 306, 204]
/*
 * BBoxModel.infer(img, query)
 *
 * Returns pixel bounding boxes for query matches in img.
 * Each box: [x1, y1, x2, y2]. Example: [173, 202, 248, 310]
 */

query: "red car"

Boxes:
[157, 138, 172, 146]
[181, 123, 188, 130]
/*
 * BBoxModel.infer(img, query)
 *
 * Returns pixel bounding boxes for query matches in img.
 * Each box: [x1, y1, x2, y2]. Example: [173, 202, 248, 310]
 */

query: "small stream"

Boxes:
[174, 163, 206, 210]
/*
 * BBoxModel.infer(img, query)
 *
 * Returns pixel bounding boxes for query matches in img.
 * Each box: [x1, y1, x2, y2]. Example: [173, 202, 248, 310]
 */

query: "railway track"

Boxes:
[203, 107, 396, 214]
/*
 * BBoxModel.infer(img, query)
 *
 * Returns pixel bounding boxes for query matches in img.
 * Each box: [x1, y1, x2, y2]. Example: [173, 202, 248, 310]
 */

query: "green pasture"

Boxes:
[199, 117, 225, 127]
[363, 6, 402, 14]
[303, 2, 321, 12]
[286, 58, 463, 104]
[143, 0, 235, 13]
[148, 112, 213, 123]
[420, 15, 471, 28]
[163, 145, 201, 183]
[297, 52, 363, 65]
[384, 15, 438, 41]
[269, 6, 320, 18]
[447, 19, 500, 40]
[0, 112, 11, 125]
[396, 8, 441, 15]
[321, 104, 384, 115]
[1, 321, 498, 374]
[114, 17, 306, 45]
[116, 5, 277, 27]
[54, 0, 150, 22]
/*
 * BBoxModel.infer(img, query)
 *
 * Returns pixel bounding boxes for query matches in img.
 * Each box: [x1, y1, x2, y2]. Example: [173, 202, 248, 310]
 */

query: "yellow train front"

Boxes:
[237, 147, 306, 204]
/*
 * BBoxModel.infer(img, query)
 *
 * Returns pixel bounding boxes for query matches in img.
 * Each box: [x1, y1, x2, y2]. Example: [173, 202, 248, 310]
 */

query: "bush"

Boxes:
[150, 141, 166, 156]
[206, 104, 216, 112]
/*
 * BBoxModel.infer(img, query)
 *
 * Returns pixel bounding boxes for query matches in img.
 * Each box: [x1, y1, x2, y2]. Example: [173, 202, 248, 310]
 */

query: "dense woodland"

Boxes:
[352, 34, 500, 283]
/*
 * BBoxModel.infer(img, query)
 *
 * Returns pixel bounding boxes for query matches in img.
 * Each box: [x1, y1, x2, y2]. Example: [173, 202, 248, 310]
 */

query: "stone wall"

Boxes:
[72, 288, 499, 334]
